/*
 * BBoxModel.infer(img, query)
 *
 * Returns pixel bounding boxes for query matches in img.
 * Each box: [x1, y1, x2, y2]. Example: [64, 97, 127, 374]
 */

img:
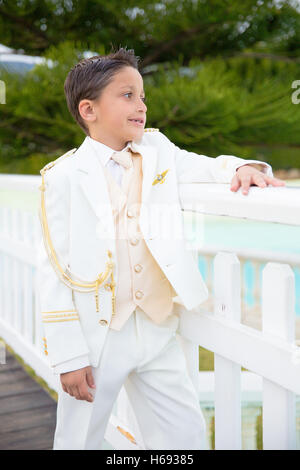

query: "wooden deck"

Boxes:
[0, 350, 57, 450]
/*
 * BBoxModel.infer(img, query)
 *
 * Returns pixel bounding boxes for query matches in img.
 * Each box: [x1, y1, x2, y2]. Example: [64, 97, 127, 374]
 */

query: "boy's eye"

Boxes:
[124, 92, 146, 103]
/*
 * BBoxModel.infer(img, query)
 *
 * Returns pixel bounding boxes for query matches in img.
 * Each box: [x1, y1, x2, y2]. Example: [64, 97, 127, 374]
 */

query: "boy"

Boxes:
[37, 47, 285, 450]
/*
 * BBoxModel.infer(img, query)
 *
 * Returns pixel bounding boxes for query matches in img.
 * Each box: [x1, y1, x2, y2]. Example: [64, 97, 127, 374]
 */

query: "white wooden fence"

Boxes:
[0, 174, 300, 450]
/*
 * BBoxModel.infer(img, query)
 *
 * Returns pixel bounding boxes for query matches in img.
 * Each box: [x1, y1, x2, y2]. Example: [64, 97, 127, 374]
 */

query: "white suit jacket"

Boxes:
[37, 129, 273, 374]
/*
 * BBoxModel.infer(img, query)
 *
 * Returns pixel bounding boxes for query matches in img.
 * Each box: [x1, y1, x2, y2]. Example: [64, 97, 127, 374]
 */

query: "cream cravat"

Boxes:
[111, 149, 133, 169]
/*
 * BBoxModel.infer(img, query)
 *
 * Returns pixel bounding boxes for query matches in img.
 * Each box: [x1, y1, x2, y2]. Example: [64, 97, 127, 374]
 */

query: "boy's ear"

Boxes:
[78, 99, 97, 123]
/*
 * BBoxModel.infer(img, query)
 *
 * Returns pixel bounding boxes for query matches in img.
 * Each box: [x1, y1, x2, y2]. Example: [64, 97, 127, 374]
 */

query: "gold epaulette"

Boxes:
[144, 128, 159, 132]
[40, 148, 77, 175]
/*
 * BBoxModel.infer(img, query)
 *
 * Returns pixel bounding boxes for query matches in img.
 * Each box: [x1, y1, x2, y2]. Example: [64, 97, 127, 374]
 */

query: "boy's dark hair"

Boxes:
[64, 46, 140, 135]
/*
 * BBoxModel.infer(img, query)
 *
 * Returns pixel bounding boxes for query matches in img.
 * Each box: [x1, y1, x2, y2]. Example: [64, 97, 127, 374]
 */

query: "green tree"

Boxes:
[0, 0, 300, 63]
[1, 42, 300, 174]
[1, 1, 300, 174]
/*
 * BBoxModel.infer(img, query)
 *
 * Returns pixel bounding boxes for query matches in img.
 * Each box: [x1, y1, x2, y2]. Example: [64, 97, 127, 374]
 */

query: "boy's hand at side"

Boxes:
[60, 366, 96, 402]
[230, 163, 286, 196]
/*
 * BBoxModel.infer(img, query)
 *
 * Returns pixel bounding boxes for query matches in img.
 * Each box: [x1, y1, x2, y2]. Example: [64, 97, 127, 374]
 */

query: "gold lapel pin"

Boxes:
[152, 169, 170, 185]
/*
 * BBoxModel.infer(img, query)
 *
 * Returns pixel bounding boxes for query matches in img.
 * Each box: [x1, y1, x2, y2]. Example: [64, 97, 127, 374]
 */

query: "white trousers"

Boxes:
[53, 306, 206, 450]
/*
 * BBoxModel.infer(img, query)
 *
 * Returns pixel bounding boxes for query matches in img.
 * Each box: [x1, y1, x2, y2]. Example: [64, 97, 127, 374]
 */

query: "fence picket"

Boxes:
[262, 263, 296, 450]
[214, 251, 242, 450]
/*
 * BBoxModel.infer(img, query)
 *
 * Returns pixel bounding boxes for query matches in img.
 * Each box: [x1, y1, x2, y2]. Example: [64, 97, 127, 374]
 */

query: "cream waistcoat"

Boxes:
[101, 150, 175, 330]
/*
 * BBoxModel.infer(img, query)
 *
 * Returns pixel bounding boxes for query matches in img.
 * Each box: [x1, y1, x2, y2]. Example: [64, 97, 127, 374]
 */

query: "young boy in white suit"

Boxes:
[37, 47, 285, 450]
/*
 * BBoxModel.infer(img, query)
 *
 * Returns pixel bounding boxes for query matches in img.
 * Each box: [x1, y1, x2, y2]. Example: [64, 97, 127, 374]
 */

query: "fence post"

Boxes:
[214, 251, 242, 450]
[22, 212, 34, 343]
[177, 249, 202, 396]
[262, 262, 296, 450]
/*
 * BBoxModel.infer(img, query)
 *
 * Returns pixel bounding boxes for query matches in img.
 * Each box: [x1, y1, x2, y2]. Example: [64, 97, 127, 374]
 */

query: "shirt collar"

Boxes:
[87, 136, 133, 167]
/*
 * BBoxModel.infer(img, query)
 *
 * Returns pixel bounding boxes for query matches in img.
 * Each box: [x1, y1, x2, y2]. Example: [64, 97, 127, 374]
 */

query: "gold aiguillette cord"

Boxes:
[39, 165, 116, 316]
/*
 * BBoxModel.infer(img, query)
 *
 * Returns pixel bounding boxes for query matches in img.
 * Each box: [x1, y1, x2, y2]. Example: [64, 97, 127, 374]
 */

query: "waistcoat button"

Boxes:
[134, 264, 143, 273]
[99, 319, 108, 326]
[135, 290, 144, 299]
[127, 209, 135, 218]
[130, 238, 139, 246]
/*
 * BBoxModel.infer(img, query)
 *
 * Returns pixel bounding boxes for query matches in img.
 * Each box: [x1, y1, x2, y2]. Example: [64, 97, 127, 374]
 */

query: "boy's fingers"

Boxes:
[79, 383, 94, 402]
[230, 174, 241, 191]
[252, 173, 266, 187]
[69, 384, 80, 399]
[240, 175, 251, 195]
[231, 172, 285, 195]
[73, 384, 86, 401]
[264, 176, 286, 186]
[74, 385, 81, 400]
[86, 369, 96, 389]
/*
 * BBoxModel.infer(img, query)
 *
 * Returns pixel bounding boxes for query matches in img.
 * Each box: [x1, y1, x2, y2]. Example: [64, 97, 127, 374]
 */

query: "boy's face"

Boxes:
[80, 66, 147, 150]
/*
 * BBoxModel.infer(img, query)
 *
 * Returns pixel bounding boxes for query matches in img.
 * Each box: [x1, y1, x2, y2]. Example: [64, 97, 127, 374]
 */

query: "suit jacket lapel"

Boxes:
[75, 137, 158, 227]
[75, 137, 115, 237]
[130, 140, 157, 204]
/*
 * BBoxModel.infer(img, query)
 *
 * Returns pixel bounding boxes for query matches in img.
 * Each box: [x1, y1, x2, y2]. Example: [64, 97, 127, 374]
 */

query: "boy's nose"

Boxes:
[139, 98, 147, 111]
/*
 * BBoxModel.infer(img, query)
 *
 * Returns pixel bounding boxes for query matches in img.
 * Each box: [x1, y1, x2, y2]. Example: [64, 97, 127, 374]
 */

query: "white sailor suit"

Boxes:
[37, 128, 273, 449]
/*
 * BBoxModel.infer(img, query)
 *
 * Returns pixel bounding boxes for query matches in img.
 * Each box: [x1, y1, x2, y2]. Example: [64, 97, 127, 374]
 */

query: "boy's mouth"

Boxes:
[128, 118, 145, 127]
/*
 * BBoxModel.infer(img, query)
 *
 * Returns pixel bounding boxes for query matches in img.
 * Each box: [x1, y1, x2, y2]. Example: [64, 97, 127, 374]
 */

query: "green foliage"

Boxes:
[1, 0, 300, 174]
[1, 40, 299, 174]
[199, 346, 214, 371]
[256, 411, 263, 450]
[210, 416, 215, 450]
[148, 56, 300, 159]
[0, 0, 300, 63]
[0, 41, 88, 173]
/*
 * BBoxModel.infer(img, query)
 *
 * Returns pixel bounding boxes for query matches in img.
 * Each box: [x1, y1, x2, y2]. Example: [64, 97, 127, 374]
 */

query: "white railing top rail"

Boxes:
[0, 173, 39, 191]
[1, 173, 299, 226]
[179, 182, 300, 226]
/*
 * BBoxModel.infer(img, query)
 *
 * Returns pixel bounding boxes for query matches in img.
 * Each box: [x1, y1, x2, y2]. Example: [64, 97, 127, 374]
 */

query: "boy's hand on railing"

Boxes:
[60, 366, 96, 402]
[231, 163, 286, 196]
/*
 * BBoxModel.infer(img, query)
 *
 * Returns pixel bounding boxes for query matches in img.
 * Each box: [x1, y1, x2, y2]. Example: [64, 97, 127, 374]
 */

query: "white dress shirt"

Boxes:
[88, 136, 134, 185]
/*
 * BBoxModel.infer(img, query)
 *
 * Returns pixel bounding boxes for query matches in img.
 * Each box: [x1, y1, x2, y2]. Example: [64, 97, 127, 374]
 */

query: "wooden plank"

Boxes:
[0, 405, 56, 434]
[0, 363, 22, 373]
[0, 388, 54, 415]
[0, 424, 56, 450]
[0, 349, 57, 450]
[0, 366, 31, 385]
[0, 374, 40, 397]
[0, 351, 21, 370]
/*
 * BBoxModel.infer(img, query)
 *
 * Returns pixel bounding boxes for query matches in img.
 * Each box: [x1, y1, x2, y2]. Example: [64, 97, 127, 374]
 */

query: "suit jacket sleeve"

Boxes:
[158, 131, 273, 183]
[37, 164, 90, 370]
[52, 354, 90, 375]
